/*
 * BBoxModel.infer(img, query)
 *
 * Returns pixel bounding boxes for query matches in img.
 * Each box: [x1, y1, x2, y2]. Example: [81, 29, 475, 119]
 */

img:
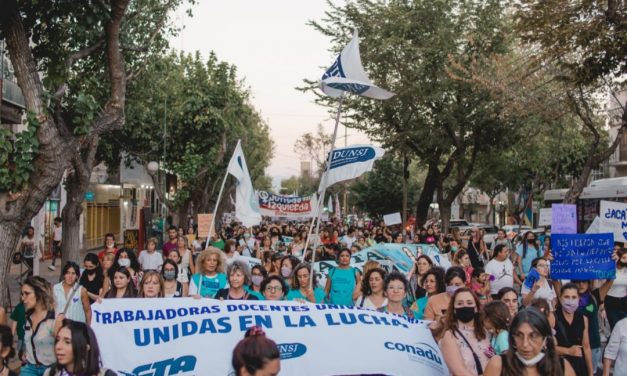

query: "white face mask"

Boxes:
[118, 258, 131, 267]
[515, 351, 545, 367]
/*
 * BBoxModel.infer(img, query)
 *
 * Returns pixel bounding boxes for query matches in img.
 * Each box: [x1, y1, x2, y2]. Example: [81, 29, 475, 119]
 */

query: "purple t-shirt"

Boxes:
[162, 241, 178, 257]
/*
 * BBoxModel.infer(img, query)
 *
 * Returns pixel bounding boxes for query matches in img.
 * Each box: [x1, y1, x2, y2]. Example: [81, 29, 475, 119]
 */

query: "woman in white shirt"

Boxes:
[604, 248, 627, 331]
[354, 268, 388, 309]
[603, 317, 627, 376]
[521, 257, 556, 310]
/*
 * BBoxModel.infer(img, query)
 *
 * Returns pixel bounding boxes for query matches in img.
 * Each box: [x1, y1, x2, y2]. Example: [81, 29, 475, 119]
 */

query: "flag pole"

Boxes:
[304, 94, 345, 289]
[206, 171, 229, 250]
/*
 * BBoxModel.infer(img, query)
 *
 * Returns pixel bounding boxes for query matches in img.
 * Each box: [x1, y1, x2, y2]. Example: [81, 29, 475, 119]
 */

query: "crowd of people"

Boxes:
[4, 218, 627, 375]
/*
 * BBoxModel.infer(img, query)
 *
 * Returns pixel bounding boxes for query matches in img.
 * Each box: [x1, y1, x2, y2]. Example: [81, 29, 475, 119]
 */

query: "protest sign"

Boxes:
[258, 191, 317, 218]
[551, 204, 577, 234]
[539, 208, 552, 227]
[599, 200, 627, 242]
[93, 299, 447, 376]
[383, 212, 402, 226]
[197, 214, 213, 238]
[551, 233, 616, 280]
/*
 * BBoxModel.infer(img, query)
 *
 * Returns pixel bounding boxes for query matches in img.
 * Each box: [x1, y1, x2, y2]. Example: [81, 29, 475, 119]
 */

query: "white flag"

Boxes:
[320, 30, 394, 100]
[335, 193, 342, 220]
[227, 140, 261, 227]
[327, 194, 333, 213]
[320, 144, 385, 189]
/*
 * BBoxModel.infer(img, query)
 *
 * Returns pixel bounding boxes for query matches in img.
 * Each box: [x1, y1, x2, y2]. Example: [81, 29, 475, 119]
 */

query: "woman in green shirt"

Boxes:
[287, 263, 325, 303]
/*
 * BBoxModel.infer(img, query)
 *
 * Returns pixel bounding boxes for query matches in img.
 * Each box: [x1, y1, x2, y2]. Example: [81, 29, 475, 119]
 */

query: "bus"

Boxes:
[544, 177, 627, 232]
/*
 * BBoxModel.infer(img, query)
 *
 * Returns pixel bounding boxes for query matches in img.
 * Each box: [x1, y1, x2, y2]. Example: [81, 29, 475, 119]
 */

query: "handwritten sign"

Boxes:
[599, 200, 627, 242]
[197, 214, 213, 238]
[551, 204, 577, 234]
[551, 233, 616, 280]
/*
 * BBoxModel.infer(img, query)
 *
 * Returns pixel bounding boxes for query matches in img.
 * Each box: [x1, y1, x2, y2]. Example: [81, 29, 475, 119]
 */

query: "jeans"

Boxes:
[20, 363, 50, 376]
[591, 347, 601, 374]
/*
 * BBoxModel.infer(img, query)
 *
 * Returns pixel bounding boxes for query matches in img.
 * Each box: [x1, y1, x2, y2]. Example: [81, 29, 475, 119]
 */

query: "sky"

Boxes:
[170, 0, 372, 190]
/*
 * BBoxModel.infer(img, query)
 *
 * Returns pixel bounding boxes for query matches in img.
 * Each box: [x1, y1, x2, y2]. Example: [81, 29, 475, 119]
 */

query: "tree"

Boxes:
[0, 0, 186, 302]
[306, 0, 519, 231]
[102, 52, 274, 226]
[350, 154, 420, 217]
[293, 124, 332, 174]
[514, 0, 627, 202]
[279, 175, 318, 196]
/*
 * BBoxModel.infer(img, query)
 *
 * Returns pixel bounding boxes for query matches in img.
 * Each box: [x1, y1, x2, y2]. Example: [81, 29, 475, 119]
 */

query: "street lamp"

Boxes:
[147, 161, 166, 245]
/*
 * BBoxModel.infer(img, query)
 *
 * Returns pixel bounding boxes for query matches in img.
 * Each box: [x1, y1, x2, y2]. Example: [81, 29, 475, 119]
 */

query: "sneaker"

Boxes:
[48, 265, 56, 271]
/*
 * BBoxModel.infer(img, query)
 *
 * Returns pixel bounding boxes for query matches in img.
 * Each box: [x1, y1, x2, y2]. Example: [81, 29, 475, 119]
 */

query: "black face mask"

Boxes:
[454, 307, 476, 323]
[86, 268, 96, 275]
[620, 261, 627, 268]
[528, 239, 535, 244]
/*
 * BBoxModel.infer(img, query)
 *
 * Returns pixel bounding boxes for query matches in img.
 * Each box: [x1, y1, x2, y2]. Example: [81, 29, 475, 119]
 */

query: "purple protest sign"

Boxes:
[551, 204, 577, 234]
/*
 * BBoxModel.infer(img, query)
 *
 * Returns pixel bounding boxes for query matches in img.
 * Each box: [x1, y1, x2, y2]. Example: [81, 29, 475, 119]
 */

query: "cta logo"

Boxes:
[119, 355, 196, 376]
[277, 342, 307, 360]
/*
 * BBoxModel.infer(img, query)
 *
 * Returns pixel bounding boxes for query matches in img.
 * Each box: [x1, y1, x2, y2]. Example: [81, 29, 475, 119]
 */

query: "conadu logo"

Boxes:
[384, 341, 444, 369]
[277, 342, 307, 360]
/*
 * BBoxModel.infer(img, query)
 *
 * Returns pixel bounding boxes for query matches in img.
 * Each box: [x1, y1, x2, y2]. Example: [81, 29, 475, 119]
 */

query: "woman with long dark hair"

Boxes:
[111, 248, 142, 290]
[408, 255, 434, 299]
[354, 267, 387, 309]
[411, 267, 445, 319]
[439, 288, 491, 376]
[44, 319, 115, 376]
[53, 262, 91, 324]
[79, 253, 106, 304]
[105, 267, 137, 298]
[555, 283, 593, 376]
[484, 307, 575, 376]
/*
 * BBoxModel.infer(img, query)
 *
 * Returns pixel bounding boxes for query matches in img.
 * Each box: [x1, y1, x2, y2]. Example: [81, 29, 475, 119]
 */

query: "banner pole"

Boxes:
[207, 170, 229, 250]
[306, 93, 345, 289]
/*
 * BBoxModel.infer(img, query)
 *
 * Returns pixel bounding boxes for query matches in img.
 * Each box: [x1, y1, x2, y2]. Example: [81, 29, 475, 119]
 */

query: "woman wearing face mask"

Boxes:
[215, 261, 259, 301]
[52, 262, 91, 324]
[377, 272, 415, 318]
[139, 271, 165, 298]
[161, 260, 184, 298]
[572, 280, 602, 375]
[105, 267, 137, 298]
[167, 249, 189, 296]
[355, 268, 388, 309]
[279, 256, 299, 282]
[45, 319, 115, 376]
[522, 257, 557, 310]
[411, 267, 445, 319]
[408, 255, 434, 300]
[0, 325, 17, 376]
[79, 254, 106, 304]
[424, 266, 466, 321]
[111, 249, 141, 289]
[603, 248, 627, 331]
[439, 288, 492, 376]
[176, 236, 195, 284]
[484, 307, 575, 376]
[555, 283, 593, 376]
[325, 248, 362, 305]
[516, 231, 542, 280]
[249, 265, 268, 300]
[287, 263, 325, 303]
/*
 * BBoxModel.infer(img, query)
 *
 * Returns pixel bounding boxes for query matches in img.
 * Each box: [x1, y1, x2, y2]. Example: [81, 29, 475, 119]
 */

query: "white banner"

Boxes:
[227, 140, 261, 227]
[384, 212, 402, 226]
[538, 208, 552, 226]
[321, 144, 385, 189]
[92, 299, 447, 376]
[599, 200, 627, 242]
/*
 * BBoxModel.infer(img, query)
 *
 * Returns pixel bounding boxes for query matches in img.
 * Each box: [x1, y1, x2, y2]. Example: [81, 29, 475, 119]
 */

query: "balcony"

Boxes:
[2, 77, 25, 108]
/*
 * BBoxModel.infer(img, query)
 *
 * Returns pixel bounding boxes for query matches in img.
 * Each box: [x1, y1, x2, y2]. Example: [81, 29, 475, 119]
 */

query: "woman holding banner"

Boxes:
[355, 267, 388, 309]
[325, 248, 361, 305]
[139, 271, 165, 298]
[215, 261, 259, 301]
[261, 276, 288, 301]
[249, 265, 268, 299]
[439, 288, 492, 376]
[287, 263, 325, 303]
[189, 248, 227, 298]
[105, 267, 136, 298]
[377, 272, 414, 317]
[161, 260, 185, 298]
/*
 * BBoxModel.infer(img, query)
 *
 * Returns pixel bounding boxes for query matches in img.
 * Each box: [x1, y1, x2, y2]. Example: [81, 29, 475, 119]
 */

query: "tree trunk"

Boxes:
[61, 170, 90, 267]
[0, 222, 22, 307]
[415, 163, 438, 227]
[439, 201, 452, 234]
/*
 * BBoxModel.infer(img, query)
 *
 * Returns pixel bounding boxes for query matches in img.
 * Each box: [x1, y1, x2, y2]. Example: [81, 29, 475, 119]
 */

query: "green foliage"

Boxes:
[350, 154, 420, 216]
[280, 175, 318, 196]
[101, 51, 274, 211]
[0, 112, 40, 190]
